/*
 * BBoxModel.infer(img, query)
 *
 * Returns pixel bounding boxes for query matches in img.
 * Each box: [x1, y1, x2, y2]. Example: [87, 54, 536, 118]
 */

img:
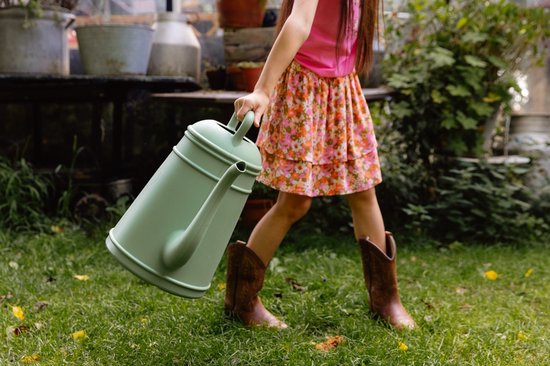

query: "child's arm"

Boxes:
[234, 0, 319, 126]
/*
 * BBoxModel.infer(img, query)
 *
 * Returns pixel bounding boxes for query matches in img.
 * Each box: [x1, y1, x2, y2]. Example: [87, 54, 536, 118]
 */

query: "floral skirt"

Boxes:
[256, 61, 382, 197]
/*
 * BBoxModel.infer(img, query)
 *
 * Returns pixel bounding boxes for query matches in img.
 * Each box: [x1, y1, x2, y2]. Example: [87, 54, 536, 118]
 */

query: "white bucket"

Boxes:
[0, 7, 74, 75]
[75, 24, 154, 76]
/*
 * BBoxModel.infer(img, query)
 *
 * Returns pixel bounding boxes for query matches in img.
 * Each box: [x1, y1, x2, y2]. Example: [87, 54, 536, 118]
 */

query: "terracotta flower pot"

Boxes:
[217, 0, 267, 28]
[241, 66, 263, 92]
[227, 65, 246, 91]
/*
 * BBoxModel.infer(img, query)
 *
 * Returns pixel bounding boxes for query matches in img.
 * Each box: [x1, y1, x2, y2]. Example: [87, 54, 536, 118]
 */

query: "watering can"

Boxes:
[106, 111, 261, 298]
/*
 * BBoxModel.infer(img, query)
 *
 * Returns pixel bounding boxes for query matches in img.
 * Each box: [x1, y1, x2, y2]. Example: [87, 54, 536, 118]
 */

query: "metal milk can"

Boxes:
[106, 112, 261, 298]
[147, 12, 202, 80]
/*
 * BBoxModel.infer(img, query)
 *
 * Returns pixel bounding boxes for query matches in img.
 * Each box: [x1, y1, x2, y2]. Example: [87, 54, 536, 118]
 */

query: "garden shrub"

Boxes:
[383, 0, 549, 163]
[0, 157, 52, 231]
[404, 159, 548, 243]
[373, 0, 550, 242]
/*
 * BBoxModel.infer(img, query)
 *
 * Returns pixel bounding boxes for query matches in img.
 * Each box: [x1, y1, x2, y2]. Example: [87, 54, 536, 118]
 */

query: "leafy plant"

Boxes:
[407, 159, 548, 243]
[236, 61, 265, 69]
[0, 0, 78, 18]
[0, 157, 52, 231]
[383, 0, 550, 163]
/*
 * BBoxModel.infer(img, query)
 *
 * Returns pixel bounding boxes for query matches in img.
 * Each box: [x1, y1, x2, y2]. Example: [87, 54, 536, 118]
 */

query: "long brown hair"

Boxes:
[276, 0, 379, 75]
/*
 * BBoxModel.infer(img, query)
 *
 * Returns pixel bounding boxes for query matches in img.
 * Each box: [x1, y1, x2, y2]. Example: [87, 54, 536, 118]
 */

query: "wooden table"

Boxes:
[0, 74, 200, 175]
[152, 87, 394, 141]
[152, 87, 394, 106]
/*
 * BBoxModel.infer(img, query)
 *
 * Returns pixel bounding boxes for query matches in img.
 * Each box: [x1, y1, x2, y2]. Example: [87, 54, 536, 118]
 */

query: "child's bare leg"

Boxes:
[346, 188, 386, 252]
[247, 191, 312, 265]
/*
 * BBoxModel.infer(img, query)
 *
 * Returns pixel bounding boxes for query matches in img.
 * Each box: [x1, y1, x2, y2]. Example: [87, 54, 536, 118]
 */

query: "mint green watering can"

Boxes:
[106, 112, 261, 298]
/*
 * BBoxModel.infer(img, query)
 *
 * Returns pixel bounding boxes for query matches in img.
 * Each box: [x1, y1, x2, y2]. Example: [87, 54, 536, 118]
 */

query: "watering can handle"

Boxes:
[228, 111, 255, 145]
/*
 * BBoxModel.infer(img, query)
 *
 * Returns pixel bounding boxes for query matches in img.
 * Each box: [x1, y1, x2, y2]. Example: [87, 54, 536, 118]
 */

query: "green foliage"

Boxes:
[375, 0, 550, 240]
[0, 157, 52, 231]
[406, 159, 548, 243]
[374, 115, 433, 231]
[0, 1, 77, 20]
[383, 0, 550, 161]
[300, 196, 353, 235]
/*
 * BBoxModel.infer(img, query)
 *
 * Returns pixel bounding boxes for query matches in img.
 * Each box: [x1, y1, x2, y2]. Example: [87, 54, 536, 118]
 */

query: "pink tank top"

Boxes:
[294, 0, 360, 77]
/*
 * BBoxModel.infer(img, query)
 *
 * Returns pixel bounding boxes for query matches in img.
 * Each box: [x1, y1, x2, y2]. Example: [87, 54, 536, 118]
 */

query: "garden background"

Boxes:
[1, 0, 550, 365]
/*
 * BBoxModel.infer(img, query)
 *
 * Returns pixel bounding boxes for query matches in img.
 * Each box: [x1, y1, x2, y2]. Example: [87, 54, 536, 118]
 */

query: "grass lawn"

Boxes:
[1, 225, 549, 365]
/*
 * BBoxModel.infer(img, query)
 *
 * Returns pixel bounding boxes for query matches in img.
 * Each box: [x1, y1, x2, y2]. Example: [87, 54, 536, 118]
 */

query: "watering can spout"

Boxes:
[162, 161, 247, 270]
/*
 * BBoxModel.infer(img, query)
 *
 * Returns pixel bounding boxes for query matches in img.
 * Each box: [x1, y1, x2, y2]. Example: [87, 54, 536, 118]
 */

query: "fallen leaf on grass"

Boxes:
[312, 335, 344, 352]
[12, 306, 25, 321]
[484, 270, 498, 280]
[72, 330, 86, 341]
[21, 354, 39, 363]
[524, 268, 534, 278]
[73, 275, 90, 281]
[8, 261, 19, 270]
[285, 277, 305, 292]
[7, 325, 30, 336]
[455, 287, 467, 295]
[0, 293, 14, 302]
[217, 283, 226, 291]
[423, 301, 434, 310]
[34, 301, 49, 312]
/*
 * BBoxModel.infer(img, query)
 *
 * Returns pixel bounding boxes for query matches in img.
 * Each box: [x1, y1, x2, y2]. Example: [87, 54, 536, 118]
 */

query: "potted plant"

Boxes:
[204, 61, 227, 90]
[0, 0, 77, 74]
[226, 61, 264, 91]
[382, 0, 549, 166]
[74, 0, 155, 75]
[237, 61, 264, 92]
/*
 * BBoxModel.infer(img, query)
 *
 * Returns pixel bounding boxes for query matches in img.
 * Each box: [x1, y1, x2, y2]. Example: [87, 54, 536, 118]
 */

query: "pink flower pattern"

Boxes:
[256, 61, 382, 197]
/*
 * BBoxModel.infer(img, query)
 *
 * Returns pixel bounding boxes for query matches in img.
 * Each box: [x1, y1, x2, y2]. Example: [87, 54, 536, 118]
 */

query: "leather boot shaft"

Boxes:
[224, 241, 266, 315]
[358, 232, 416, 330]
[224, 241, 287, 329]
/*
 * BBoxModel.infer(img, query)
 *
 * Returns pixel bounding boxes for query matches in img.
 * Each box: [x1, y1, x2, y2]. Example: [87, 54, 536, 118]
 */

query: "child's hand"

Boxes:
[234, 90, 270, 127]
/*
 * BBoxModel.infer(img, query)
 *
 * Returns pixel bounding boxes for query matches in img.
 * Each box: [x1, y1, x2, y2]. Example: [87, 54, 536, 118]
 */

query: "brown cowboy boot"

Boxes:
[358, 232, 416, 330]
[224, 241, 287, 329]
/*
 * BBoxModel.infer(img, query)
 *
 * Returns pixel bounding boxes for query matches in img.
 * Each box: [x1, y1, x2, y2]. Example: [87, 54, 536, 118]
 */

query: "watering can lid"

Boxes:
[185, 114, 262, 173]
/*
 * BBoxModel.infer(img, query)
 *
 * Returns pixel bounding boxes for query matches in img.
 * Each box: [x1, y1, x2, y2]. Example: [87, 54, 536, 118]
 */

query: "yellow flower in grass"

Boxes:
[73, 274, 90, 281]
[398, 341, 409, 351]
[484, 270, 498, 280]
[517, 331, 528, 341]
[72, 330, 86, 341]
[50, 225, 64, 233]
[12, 306, 25, 321]
[524, 268, 534, 278]
[21, 355, 39, 363]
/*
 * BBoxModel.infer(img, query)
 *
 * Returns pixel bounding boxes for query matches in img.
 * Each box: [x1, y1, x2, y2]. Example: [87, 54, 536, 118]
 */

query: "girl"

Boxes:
[224, 0, 416, 330]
